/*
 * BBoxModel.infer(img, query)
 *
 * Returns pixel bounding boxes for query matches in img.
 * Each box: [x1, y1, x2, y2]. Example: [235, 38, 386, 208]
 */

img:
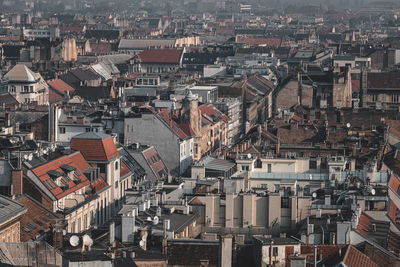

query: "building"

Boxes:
[253, 236, 301, 267]
[124, 108, 194, 175]
[0, 195, 27, 242]
[2, 64, 49, 105]
[361, 70, 400, 110]
[134, 49, 184, 73]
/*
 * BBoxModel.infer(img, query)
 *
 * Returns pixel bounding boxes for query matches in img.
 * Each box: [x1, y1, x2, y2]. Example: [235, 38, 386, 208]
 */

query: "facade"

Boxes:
[124, 109, 194, 176]
[361, 70, 400, 110]
[135, 49, 184, 74]
[214, 97, 242, 145]
[2, 64, 49, 105]
[179, 92, 229, 161]
[0, 195, 27, 243]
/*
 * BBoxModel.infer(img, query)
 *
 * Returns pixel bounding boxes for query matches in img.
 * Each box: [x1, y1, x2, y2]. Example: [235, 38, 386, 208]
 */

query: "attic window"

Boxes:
[27, 223, 37, 230]
[22, 227, 30, 233]
[47, 170, 63, 179]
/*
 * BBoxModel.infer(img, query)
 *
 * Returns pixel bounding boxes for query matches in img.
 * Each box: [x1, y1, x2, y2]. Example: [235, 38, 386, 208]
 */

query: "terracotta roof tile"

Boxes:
[138, 49, 183, 64]
[71, 133, 119, 161]
[17, 195, 60, 242]
[158, 109, 189, 140]
[343, 245, 379, 267]
[31, 152, 91, 200]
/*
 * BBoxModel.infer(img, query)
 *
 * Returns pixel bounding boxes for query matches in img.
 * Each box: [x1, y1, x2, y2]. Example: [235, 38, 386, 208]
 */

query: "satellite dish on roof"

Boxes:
[63, 229, 67, 236]
[28, 154, 33, 161]
[247, 153, 252, 159]
[23, 154, 28, 160]
[346, 123, 351, 128]
[153, 216, 159, 225]
[139, 240, 145, 247]
[370, 188, 376, 196]
[82, 234, 93, 247]
[312, 192, 317, 198]
[146, 216, 152, 222]
[70, 235, 80, 247]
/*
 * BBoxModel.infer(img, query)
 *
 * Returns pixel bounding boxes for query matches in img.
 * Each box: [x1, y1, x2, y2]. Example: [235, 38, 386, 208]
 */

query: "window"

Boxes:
[274, 184, 280, 193]
[34, 219, 43, 226]
[267, 164, 272, 173]
[59, 127, 66, 134]
[85, 127, 91, 132]
[115, 181, 118, 189]
[309, 160, 317, 169]
[9, 85, 16, 93]
[391, 94, 399, 102]
[22, 227, 31, 233]
[115, 161, 119, 170]
[273, 247, 278, 256]
[241, 165, 249, 171]
[371, 94, 378, 102]
[281, 197, 290, 208]
[27, 223, 37, 229]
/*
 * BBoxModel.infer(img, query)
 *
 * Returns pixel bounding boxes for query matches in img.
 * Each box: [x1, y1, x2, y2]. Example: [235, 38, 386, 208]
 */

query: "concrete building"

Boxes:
[124, 109, 194, 175]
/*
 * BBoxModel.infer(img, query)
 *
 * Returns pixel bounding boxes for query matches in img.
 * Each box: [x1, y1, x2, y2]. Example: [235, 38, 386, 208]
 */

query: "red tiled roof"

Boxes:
[71, 134, 119, 161]
[236, 36, 282, 47]
[389, 175, 400, 196]
[17, 195, 60, 242]
[292, 114, 302, 122]
[143, 147, 168, 180]
[48, 79, 75, 93]
[0, 93, 19, 108]
[31, 152, 91, 200]
[91, 176, 108, 192]
[48, 79, 75, 103]
[199, 104, 230, 123]
[343, 245, 379, 267]
[178, 123, 195, 137]
[388, 201, 400, 230]
[158, 109, 189, 140]
[138, 49, 183, 64]
[120, 162, 131, 178]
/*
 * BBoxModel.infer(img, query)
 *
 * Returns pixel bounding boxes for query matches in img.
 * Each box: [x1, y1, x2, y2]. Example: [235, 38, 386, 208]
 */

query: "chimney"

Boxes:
[12, 170, 23, 196]
[76, 117, 84, 124]
[109, 221, 115, 246]
[53, 219, 65, 250]
[4, 113, 10, 127]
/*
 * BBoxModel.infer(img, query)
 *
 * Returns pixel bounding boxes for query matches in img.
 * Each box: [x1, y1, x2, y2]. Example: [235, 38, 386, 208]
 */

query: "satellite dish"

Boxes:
[139, 240, 145, 247]
[69, 235, 80, 247]
[62, 229, 67, 236]
[346, 123, 351, 128]
[28, 154, 33, 161]
[146, 216, 152, 222]
[247, 153, 252, 159]
[153, 216, 159, 225]
[312, 192, 317, 198]
[82, 234, 93, 246]
[370, 188, 376, 195]
[23, 154, 28, 160]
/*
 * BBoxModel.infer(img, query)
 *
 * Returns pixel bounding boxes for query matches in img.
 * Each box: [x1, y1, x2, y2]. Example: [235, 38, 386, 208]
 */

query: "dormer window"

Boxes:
[60, 164, 77, 180]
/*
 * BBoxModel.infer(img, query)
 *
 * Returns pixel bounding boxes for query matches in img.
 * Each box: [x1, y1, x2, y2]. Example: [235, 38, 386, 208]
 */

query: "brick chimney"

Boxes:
[11, 170, 23, 196]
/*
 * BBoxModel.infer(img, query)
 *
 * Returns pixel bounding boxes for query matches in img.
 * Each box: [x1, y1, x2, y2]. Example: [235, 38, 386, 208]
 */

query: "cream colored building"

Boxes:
[3, 64, 49, 105]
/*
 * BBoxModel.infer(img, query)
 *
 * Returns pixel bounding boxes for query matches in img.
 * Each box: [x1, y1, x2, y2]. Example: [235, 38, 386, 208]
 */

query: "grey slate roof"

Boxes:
[0, 195, 27, 225]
